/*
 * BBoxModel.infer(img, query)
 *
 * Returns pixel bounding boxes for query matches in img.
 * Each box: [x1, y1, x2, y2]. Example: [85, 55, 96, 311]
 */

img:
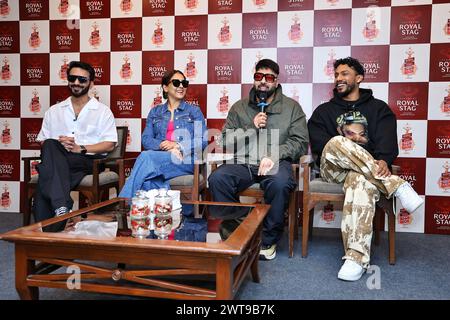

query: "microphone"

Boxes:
[256, 90, 268, 130]
[256, 90, 268, 113]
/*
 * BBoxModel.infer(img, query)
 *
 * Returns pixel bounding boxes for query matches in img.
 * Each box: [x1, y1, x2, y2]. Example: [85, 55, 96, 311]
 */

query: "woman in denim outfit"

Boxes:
[119, 70, 208, 198]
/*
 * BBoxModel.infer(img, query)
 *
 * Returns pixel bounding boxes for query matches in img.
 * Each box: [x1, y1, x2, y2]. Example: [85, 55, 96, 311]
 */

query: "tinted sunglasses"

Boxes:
[253, 72, 277, 83]
[170, 79, 189, 88]
[68, 75, 89, 83]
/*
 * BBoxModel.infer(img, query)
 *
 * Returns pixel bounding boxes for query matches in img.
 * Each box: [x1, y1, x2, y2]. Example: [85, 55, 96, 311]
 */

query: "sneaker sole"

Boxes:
[337, 271, 365, 281]
[259, 251, 276, 261]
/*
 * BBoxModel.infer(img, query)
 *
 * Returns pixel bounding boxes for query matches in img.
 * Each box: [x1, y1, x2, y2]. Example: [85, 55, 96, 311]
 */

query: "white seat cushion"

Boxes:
[29, 171, 119, 187]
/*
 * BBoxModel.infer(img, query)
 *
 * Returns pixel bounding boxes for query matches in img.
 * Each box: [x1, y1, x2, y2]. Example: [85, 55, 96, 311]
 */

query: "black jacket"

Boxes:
[308, 88, 398, 167]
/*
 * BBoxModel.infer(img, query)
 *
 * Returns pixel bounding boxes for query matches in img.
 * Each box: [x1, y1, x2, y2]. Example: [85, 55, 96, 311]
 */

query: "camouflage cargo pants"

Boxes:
[320, 136, 405, 268]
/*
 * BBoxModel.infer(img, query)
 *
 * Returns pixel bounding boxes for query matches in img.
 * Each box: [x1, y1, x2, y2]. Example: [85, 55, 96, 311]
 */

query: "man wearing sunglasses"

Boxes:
[308, 57, 423, 281]
[34, 61, 117, 229]
[209, 59, 309, 260]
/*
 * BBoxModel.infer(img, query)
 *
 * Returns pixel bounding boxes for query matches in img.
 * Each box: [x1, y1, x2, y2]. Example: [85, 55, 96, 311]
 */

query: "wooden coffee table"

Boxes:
[0, 198, 269, 300]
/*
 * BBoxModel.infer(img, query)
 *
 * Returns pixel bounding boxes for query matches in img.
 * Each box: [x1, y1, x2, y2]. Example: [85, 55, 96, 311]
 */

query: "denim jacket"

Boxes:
[142, 100, 208, 159]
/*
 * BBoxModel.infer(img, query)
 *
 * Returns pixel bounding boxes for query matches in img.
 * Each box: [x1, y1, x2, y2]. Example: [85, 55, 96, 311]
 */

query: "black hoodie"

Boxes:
[308, 88, 398, 167]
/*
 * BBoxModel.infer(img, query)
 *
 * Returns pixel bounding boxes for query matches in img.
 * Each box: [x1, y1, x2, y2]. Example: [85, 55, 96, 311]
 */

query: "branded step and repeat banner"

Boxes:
[0, 0, 448, 234]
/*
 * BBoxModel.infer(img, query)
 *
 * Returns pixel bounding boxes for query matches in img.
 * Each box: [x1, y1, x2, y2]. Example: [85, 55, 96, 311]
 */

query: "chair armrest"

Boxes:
[391, 164, 400, 175]
[206, 153, 234, 172]
[116, 158, 138, 190]
[22, 157, 41, 184]
[22, 156, 41, 161]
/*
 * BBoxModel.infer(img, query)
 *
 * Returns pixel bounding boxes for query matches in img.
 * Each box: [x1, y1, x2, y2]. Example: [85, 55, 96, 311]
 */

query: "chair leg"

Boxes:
[288, 192, 296, 258]
[23, 197, 32, 226]
[373, 207, 381, 246]
[308, 208, 314, 240]
[388, 210, 396, 265]
[294, 192, 299, 240]
[301, 206, 310, 258]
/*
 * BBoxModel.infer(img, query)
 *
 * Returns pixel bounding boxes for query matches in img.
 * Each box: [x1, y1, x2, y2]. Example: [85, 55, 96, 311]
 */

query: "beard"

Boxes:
[256, 85, 276, 101]
[335, 81, 356, 98]
[69, 84, 90, 98]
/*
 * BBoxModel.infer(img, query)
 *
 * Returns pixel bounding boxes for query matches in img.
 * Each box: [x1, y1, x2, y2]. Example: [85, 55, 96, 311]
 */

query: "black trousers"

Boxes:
[208, 160, 296, 246]
[33, 139, 100, 223]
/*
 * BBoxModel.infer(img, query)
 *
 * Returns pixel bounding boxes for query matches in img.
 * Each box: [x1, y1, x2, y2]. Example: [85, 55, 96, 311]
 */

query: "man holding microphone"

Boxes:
[208, 59, 309, 260]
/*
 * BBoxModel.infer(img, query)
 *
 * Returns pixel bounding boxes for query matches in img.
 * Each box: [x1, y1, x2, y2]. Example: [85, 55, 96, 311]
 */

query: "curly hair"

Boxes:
[334, 57, 365, 77]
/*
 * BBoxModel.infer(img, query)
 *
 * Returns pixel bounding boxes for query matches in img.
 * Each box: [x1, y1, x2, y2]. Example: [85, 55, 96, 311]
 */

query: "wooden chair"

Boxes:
[301, 155, 398, 265]
[117, 156, 207, 201]
[210, 157, 300, 257]
[22, 126, 128, 226]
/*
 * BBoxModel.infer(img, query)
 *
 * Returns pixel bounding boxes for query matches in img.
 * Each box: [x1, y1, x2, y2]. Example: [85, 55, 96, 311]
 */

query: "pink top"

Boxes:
[166, 120, 175, 141]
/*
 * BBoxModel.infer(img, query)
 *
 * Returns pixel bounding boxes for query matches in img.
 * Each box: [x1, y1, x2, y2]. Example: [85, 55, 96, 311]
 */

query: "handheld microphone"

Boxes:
[256, 90, 268, 130]
[256, 90, 268, 113]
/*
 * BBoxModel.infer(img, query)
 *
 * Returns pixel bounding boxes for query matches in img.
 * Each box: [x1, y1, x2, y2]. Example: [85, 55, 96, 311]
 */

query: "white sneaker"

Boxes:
[259, 244, 277, 261]
[338, 260, 365, 281]
[394, 183, 424, 213]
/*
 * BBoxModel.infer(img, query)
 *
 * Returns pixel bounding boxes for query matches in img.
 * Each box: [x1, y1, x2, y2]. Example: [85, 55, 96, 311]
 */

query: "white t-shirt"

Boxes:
[37, 97, 118, 149]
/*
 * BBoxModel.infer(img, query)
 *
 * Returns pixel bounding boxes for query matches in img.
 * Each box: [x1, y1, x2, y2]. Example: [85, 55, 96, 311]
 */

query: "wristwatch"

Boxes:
[80, 145, 87, 154]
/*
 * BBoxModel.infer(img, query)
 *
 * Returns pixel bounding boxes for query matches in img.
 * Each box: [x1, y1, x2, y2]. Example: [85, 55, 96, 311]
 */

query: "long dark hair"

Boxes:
[161, 70, 186, 99]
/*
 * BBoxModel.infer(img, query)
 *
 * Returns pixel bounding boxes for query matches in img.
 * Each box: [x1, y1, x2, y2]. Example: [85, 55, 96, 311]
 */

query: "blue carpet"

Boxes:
[1, 212, 449, 300]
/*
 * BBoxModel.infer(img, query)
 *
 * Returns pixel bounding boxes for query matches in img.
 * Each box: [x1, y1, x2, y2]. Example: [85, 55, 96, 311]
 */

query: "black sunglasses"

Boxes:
[170, 79, 189, 88]
[253, 72, 277, 83]
[68, 75, 89, 83]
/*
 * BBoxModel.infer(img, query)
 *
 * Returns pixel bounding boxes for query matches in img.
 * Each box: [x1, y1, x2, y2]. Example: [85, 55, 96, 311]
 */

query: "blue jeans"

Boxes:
[118, 150, 193, 198]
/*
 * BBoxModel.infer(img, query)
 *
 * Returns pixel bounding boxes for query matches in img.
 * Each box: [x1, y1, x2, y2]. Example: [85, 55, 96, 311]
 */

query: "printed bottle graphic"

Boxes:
[29, 88, 41, 114]
[1, 120, 11, 145]
[185, 0, 198, 11]
[0, 0, 10, 17]
[58, 0, 70, 16]
[324, 49, 336, 79]
[441, 85, 450, 116]
[31, 152, 40, 176]
[438, 161, 450, 192]
[217, 87, 229, 115]
[89, 21, 101, 48]
[151, 19, 165, 46]
[151, 87, 163, 109]
[401, 47, 417, 78]
[1, 56, 11, 81]
[322, 203, 335, 223]
[90, 87, 100, 101]
[445, 18, 450, 36]
[252, 51, 263, 75]
[253, 0, 267, 9]
[398, 208, 413, 225]
[1, 184, 10, 209]
[59, 56, 69, 81]
[218, 17, 231, 45]
[120, 0, 132, 13]
[399, 123, 415, 153]
[124, 121, 131, 146]
[362, 10, 379, 41]
[28, 23, 41, 49]
[290, 87, 300, 103]
[288, 14, 303, 43]
[120, 54, 132, 81]
[185, 53, 197, 79]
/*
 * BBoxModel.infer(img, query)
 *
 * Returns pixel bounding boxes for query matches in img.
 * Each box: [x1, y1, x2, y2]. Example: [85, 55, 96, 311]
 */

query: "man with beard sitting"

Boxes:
[34, 61, 117, 227]
[208, 59, 309, 260]
[308, 57, 423, 281]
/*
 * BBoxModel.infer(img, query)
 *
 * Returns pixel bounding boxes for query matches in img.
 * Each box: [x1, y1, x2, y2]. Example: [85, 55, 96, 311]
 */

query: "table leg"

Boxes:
[216, 258, 233, 300]
[15, 246, 39, 300]
[250, 253, 260, 283]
